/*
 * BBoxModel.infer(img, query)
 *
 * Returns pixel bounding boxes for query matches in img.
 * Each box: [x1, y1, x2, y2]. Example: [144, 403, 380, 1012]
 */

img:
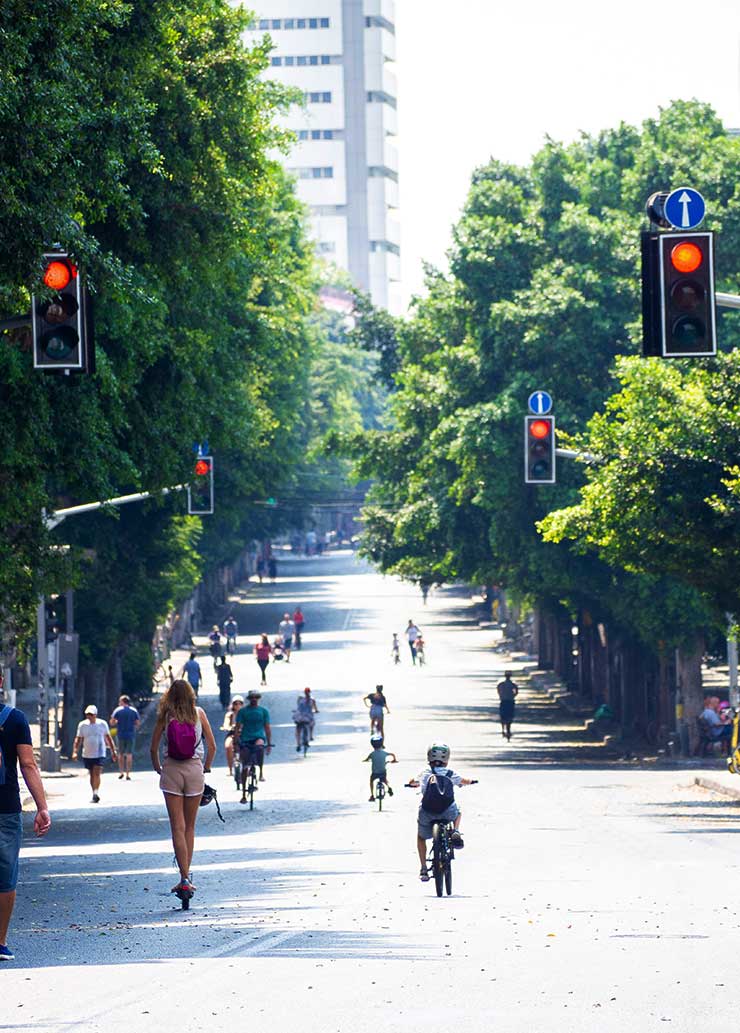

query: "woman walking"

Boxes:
[254, 634, 272, 685]
[497, 670, 519, 740]
[150, 679, 216, 899]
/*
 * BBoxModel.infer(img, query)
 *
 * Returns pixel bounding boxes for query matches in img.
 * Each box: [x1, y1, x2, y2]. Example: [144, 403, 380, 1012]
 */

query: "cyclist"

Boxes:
[221, 696, 243, 777]
[223, 616, 238, 655]
[363, 685, 389, 736]
[208, 626, 223, 670]
[254, 633, 272, 685]
[293, 687, 319, 750]
[235, 689, 272, 783]
[407, 743, 474, 882]
[391, 633, 400, 665]
[278, 613, 294, 663]
[363, 733, 397, 802]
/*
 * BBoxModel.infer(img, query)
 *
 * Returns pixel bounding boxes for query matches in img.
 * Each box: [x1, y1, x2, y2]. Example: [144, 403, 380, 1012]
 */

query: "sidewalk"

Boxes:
[695, 769, 740, 800]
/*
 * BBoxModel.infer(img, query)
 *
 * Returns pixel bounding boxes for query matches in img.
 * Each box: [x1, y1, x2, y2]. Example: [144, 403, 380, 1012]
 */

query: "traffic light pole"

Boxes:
[44, 483, 187, 530]
[717, 292, 740, 310]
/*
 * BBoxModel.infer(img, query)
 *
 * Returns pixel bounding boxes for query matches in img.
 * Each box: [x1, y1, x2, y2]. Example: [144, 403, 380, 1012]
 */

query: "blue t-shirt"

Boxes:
[0, 707, 33, 814]
[183, 659, 201, 687]
[112, 705, 139, 739]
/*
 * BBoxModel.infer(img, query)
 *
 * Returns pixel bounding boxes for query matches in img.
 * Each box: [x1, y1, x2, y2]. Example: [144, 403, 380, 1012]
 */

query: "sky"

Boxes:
[394, 0, 740, 309]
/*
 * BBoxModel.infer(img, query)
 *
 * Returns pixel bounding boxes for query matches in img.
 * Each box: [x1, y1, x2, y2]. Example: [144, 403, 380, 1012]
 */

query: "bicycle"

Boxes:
[233, 749, 243, 791]
[238, 741, 266, 808]
[226, 635, 237, 657]
[405, 780, 477, 897]
[295, 719, 310, 757]
[373, 775, 387, 811]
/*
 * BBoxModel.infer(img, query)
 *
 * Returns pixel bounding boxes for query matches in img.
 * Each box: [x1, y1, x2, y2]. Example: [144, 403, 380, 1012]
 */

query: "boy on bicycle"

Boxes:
[407, 743, 474, 881]
[363, 732, 397, 801]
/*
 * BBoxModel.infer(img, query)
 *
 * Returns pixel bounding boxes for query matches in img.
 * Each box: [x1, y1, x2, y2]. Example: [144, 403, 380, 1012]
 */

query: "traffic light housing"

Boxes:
[32, 253, 88, 371]
[188, 455, 214, 514]
[525, 416, 555, 484]
[45, 595, 66, 642]
[642, 231, 716, 357]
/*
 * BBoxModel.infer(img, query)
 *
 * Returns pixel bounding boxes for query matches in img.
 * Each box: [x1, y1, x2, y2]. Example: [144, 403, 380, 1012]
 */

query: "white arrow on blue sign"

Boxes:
[664, 187, 706, 230]
[528, 390, 553, 415]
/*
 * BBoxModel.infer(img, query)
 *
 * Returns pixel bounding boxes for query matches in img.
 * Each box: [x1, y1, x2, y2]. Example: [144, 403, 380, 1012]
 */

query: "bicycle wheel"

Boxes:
[248, 768, 256, 810]
[233, 759, 242, 790]
[377, 782, 384, 812]
[444, 857, 452, 895]
[302, 725, 309, 756]
[431, 824, 444, 897]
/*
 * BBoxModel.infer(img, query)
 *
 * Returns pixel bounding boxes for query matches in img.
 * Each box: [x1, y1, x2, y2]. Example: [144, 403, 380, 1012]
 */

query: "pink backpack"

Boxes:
[167, 718, 198, 760]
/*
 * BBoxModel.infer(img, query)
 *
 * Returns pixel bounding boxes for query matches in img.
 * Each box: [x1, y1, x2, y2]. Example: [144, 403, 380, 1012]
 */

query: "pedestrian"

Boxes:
[278, 612, 295, 663]
[254, 633, 271, 685]
[216, 655, 233, 710]
[0, 694, 51, 961]
[267, 556, 277, 582]
[497, 670, 519, 740]
[72, 705, 117, 803]
[109, 694, 140, 780]
[406, 620, 421, 665]
[293, 606, 305, 649]
[150, 679, 216, 900]
[181, 652, 201, 696]
[256, 556, 265, 584]
[364, 685, 390, 736]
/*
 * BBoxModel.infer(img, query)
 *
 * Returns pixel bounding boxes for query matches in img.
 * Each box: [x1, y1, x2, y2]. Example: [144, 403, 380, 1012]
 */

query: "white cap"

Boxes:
[84, 704, 98, 715]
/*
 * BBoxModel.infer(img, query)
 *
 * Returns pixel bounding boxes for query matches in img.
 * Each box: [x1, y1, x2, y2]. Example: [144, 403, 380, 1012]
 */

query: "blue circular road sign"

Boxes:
[528, 390, 553, 415]
[664, 187, 706, 230]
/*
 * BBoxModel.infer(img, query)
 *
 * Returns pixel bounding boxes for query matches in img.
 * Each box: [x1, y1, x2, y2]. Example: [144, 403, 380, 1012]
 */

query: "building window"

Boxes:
[297, 55, 307, 65]
[258, 17, 331, 30]
[370, 240, 400, 256]
[368, 165, 399, 183]
[271, 56, 282, 65]
[296, 129, 338, 140]
[317, 241, 337, 254]
[285, 56, 294, 65]
[367, 90, 397, 110]
[293, 166, 334, 179]
[365, 14, 396, 34]
[321, 55, 330, 64]
[305, 91, 332, 103]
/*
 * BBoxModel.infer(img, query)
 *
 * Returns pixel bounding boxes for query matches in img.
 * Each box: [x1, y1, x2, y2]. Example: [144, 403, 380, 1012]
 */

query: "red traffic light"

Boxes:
[529, 419, 551, 439]
[194, 458, 211, 476]
[670, 241, 703, 274]
[43, 259, 77, 291]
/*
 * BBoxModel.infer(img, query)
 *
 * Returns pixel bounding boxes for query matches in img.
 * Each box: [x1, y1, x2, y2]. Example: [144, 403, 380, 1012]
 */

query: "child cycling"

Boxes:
[363, 732, 397, 802]
[407, 742, 475, 882]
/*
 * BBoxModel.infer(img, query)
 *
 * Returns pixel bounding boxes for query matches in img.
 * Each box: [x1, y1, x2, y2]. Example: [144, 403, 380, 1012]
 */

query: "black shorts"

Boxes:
[83, 757, 105, 770]
[239, 741, 265, 767]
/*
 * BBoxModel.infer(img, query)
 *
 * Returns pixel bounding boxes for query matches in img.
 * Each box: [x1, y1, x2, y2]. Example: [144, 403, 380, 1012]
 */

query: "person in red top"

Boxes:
[293, 607, 305, 650]
[254, 634, 272, 686]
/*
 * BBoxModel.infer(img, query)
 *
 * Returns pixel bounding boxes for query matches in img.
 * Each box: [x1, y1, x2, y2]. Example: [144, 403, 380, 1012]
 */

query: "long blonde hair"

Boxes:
[157, 679, 198, 726]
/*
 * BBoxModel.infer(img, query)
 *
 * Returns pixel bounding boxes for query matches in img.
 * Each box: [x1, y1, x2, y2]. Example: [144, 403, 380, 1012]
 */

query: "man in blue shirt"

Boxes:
[0, 695, 51, 961]
[181, 653, 202, 697]
[110, 695, 140, 780]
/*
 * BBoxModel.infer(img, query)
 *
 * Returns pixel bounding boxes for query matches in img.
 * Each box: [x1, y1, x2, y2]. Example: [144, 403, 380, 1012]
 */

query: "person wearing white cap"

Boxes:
[72, 705, 117, 803]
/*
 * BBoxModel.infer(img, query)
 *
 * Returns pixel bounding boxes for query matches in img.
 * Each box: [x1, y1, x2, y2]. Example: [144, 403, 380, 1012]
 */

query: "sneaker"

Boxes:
[419, 868, 430, 882]
[296, 746, 301, 753]
[450, 831, 464, 849]
[387, 787, 394, 797]
[0, 945, 14, 961]
[259, 775, 265, 782]
[92, 794, 100, 803]
[125, 774, 131, 781]
[369, 795, 375, 802]
[118, 773, 124, 780]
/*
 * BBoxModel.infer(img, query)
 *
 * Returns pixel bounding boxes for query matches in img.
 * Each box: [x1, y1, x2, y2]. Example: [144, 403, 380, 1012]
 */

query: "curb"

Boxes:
[695, 775, 740, 800]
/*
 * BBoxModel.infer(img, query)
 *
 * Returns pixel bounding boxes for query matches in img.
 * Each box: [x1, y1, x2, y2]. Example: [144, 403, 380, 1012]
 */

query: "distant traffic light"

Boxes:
[45, 595, 66, 641]
[188, 455, 214, 515]
[642, 231, 716, 357]
[32, 253, 87, 371]
[524, 416, 555, 484]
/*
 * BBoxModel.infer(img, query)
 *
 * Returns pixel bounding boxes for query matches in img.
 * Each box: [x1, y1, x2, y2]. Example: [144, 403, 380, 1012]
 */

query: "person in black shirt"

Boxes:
[497, 671, 519, 740]
[0, 698, 51, 961]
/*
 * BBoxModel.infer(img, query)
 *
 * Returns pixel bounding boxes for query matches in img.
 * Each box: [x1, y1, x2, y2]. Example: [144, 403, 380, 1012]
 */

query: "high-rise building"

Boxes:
[249, 0, 400, 310]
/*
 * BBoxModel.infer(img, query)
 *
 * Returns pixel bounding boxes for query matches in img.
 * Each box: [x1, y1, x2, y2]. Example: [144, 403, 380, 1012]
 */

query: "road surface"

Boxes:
[4, 552, 739, 1033]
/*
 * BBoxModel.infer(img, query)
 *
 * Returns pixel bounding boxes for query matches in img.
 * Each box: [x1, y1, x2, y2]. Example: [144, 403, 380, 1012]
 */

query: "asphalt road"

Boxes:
[5, 551, 740, 1033]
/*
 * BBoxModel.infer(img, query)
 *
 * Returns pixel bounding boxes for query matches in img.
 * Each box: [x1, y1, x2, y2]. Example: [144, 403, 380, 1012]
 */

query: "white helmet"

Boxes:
[427, 742, 450, 766]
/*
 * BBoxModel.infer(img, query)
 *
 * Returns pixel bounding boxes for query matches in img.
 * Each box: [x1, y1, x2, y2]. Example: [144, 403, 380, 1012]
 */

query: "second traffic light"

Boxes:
[32, 253, 88, 371]
[45, 595, 66, 642]
[524, 416, 555, 484]
[642, 231, 716, 357]
[188, 455, 214, 515]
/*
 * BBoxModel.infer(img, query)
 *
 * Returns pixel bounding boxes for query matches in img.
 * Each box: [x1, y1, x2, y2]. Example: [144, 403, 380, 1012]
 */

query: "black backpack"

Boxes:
[421, 771, 455, 814]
